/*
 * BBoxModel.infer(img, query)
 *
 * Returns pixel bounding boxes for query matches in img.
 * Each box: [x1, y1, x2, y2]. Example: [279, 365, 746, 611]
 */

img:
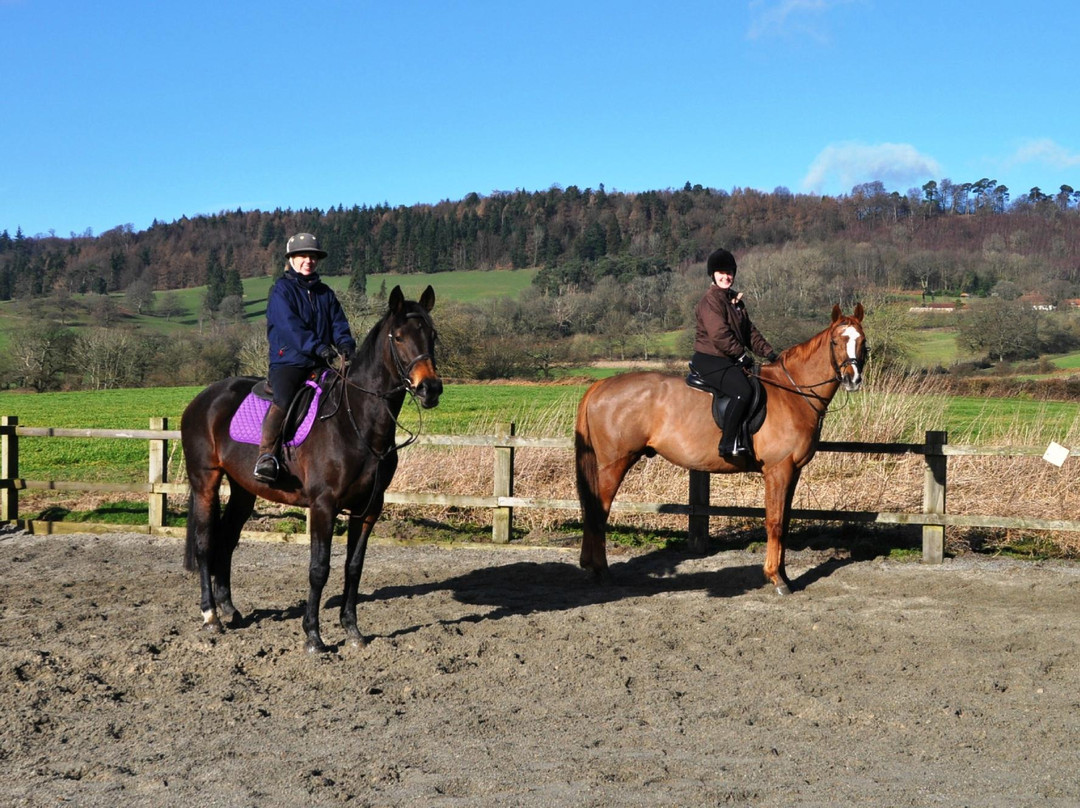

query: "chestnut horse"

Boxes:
[181, 285, 441, 652]
[575, 304, 866, 594]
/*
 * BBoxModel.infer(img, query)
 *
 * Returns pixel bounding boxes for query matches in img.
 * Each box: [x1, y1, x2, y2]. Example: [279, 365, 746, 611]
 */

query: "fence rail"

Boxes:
[3, 415, 1078, 563]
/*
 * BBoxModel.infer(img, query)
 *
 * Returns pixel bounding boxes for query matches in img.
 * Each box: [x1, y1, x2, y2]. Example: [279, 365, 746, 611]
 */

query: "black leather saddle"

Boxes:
[685, 363, 767, 440]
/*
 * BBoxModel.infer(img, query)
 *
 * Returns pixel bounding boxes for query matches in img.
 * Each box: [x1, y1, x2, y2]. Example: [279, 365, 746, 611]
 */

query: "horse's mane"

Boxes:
[354, 310, 392, 366]
[777, 319, 834, 368]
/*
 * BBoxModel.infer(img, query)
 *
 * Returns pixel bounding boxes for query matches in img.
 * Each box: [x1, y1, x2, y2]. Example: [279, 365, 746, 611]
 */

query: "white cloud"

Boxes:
[801, 142, 942, 194]
[1006, 138, 1080, 170]
[747, 0, 859, 41]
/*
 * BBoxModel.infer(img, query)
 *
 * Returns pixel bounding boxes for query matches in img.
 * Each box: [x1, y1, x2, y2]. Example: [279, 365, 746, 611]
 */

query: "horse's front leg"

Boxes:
[302, 501, 337, 653]
[340, 507, 380, 647]
[762, 460, 802, 596]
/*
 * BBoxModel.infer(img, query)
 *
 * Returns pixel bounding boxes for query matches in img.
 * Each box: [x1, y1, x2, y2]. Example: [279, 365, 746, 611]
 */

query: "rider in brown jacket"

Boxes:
[692, 248, 778, 456]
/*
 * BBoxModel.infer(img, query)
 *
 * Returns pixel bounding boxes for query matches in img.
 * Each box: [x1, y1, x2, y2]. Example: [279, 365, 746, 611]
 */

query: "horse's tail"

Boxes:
[574, 384, 605, 544]
[183, 493, 199, 572]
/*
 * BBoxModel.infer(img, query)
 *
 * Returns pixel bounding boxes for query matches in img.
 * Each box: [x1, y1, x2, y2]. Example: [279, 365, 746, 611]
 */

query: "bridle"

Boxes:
[762, 326, 866, 420]
[388, 311, 437, 397]
[319, 310, 439, 459]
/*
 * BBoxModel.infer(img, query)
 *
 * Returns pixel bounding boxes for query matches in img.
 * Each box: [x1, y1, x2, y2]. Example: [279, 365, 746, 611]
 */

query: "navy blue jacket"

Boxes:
[266, 269, 356, 368]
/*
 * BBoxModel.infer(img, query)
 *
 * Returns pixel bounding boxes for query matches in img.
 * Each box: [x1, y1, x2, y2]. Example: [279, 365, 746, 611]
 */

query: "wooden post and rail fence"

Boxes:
[2, 415, 1078, 564]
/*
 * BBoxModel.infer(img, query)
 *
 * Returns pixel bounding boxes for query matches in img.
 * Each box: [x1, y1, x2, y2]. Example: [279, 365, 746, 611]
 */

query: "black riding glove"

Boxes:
[767, 351, 780, 362]
[316, 345, 337, 364]
[335, 344, 354, 364]
[737, 352, 754, 369]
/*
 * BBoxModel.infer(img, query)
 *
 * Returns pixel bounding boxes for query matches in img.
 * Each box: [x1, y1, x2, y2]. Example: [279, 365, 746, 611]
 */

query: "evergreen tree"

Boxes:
[204, 248, 226, 312]
[224, 266, 243, 299]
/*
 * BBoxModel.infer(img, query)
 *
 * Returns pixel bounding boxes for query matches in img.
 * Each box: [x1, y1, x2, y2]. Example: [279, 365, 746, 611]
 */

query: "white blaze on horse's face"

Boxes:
[840, 324, 863, 391]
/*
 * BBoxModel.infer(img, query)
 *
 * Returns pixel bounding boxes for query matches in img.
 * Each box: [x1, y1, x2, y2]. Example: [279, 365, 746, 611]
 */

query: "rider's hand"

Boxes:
[317, 345, 337, 364]
[767, 351, 780, 363]
[737, 352, 754, 369]
[335, 344, 354, 364]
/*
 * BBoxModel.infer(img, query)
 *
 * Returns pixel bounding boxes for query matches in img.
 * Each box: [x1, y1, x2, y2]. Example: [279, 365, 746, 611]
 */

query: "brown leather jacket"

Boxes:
[693, 284, 775, 359]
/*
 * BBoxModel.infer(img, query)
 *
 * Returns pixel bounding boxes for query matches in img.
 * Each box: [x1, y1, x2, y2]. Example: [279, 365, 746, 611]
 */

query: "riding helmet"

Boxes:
[706, 247, 737, 278]
[286, 232, 328, 259]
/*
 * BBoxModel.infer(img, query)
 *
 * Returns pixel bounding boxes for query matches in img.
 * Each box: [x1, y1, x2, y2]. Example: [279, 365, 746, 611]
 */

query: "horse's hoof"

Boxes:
[305, 636, 332, 654]
[343, 627, 367, 648]
[201, 612, 225, 634]
[218, 606, 243, 627]
[775, 582, 792, 596]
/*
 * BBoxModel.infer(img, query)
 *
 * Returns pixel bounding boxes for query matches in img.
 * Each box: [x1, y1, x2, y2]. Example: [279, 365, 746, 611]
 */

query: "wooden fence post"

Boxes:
[688, 470, 710, 553]
[922, 430, 947, 564]
[492, 422, 515, 543]
[1, 416, 17, 523]
[148, 417, 168, 532]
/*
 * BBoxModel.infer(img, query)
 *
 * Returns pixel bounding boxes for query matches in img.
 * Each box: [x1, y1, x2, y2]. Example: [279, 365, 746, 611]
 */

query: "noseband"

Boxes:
[831, 345, 865, 383]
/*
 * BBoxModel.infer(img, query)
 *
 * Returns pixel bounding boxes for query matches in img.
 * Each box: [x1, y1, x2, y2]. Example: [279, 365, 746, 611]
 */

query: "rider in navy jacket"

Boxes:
[254, 233, 356, 482]
[266, 267, 355, 369]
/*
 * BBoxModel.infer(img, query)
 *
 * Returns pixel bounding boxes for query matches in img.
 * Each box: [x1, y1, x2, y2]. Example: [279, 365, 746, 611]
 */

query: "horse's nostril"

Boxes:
[418, 378, 443, 407]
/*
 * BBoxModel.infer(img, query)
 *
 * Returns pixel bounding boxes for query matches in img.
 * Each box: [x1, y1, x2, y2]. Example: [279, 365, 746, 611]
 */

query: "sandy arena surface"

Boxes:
[1, 527, 1077, 807]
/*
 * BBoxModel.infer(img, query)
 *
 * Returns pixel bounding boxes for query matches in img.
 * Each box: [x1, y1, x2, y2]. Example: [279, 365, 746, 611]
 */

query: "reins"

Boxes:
[317, 312, 436, 460]
[758, 330, 865, 420]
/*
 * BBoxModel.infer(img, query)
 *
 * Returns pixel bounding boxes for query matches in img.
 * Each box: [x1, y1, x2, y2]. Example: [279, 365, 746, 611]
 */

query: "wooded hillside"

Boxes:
[4, 179, 1079, 301]
[3, 178, 1080, 392]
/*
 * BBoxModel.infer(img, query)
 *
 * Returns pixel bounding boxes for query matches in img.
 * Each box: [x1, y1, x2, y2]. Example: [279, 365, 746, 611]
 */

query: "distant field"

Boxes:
[358, 268, 537, 304]
[0, 268, 539, 341]
[908, 327, 967, 367]
[1051, 352, 1080, 370]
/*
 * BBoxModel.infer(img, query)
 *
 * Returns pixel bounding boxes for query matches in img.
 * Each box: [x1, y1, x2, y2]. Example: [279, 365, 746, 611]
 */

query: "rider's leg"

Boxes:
[253, 404, 286, 481]
[718, 394, 749, 456]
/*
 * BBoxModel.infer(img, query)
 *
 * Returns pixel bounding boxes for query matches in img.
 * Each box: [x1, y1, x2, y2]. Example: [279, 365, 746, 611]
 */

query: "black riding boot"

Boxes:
[718, 395, 749, 457]
[253, 404, 286, 482]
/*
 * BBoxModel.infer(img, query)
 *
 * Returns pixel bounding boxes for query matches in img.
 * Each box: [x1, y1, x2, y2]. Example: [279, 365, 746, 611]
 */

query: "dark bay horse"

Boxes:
[575, 304, 866, 595]
[181, 285, 441, 652]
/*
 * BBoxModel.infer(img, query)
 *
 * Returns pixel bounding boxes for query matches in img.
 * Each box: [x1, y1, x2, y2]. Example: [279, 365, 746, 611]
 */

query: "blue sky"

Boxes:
[4, 0, 1079, 238]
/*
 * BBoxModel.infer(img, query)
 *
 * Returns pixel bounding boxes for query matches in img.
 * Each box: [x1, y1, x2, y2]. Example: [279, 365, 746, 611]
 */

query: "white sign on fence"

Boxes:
[1043, 441, 1070, 467]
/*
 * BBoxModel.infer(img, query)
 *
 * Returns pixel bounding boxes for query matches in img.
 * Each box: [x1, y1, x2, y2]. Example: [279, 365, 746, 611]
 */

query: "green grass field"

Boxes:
[1050, 352, 1080, 370]
[0, 268, 539, 338]
[908, 327, 966, 367]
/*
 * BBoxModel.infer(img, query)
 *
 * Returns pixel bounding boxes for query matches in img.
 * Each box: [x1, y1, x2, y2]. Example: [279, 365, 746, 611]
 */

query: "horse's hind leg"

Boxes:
[212, 482, 256, 625]
[185, 468, 227, 632]
[578, 456, 636, 581]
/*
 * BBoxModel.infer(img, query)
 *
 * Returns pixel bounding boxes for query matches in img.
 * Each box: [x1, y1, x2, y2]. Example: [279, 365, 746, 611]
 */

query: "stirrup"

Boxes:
[719, 437, 748, 457]
[253, 453, 279, 482]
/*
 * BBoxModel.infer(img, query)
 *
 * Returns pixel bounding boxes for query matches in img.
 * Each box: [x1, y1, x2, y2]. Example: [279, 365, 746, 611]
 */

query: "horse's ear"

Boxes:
[831, 304, 842, 322]
[420, 285, 435, 312]
[389, 285, 404, 313]
[853, 302, 864, 322]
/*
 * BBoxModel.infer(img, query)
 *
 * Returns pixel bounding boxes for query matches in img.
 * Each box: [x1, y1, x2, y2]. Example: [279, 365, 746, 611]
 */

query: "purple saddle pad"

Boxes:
[228, 379, 322, 447]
